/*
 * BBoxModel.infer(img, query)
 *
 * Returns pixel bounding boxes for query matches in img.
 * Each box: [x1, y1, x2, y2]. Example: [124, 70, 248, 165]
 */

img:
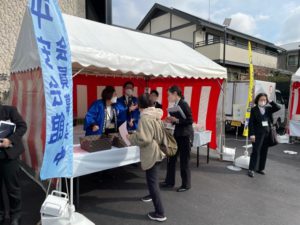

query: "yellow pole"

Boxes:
[243, 41, 254, 137]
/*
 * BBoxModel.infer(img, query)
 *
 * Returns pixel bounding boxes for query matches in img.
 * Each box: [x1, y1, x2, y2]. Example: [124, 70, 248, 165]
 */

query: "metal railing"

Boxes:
[195, 38, 278, 57]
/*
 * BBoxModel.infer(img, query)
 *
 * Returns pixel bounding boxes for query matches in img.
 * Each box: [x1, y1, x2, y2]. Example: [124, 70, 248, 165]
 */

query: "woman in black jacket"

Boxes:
[248, 93, 280, 178]
[161, 86, 194, 192]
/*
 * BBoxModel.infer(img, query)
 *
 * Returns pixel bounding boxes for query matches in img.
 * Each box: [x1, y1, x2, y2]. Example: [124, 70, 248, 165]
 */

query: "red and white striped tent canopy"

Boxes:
[10, 10, 227, 174]
[289, 68, 300, 136]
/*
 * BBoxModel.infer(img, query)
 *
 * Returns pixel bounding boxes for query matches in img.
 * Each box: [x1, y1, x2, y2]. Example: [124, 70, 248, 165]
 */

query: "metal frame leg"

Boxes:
[197, 147, 200, 167]
[207, 144, 210, 164]
[75, 177, 80, 208]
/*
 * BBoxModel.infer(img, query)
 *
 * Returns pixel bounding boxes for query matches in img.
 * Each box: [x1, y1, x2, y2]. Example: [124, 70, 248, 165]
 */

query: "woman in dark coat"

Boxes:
[161, 86, 194, 192]
[248, 93, 281, 177]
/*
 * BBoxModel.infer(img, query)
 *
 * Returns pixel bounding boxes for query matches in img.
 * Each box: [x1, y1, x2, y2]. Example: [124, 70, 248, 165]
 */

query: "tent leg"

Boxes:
[76, 177, 80, 208]
[197, 147, 199, 167]
[218, 80, 226, 160]
[68, 177, 75, 221]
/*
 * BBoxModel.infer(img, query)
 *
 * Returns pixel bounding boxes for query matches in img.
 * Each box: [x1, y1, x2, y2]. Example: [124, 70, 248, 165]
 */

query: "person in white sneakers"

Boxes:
[128, 94, 167, 222]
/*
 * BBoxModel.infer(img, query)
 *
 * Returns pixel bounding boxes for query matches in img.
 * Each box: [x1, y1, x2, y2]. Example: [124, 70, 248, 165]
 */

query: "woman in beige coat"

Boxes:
[128, 93, 166, 222]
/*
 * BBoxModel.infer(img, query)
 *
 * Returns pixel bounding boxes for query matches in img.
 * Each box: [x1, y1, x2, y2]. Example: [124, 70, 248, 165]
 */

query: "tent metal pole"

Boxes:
[287, 82, 293, 133]
[70, 177, 73, 207]
[72, 68, 85, 79]
[221, 81, 226, 158]
[68, 177, 75, 221]
[217, 79, 226, 159]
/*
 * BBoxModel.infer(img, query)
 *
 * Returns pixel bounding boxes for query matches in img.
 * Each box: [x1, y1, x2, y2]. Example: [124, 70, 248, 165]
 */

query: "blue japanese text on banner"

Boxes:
[29, 0, 73, 180]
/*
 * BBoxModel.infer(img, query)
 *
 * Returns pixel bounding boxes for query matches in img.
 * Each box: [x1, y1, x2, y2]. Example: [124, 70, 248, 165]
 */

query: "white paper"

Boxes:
[0, 120, 16, 139]
[118, 122, 131, 146]
[167, 105, 186, 119]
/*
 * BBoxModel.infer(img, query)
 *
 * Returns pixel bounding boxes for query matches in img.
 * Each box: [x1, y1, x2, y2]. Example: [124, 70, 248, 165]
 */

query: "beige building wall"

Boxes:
[172, 24, 196, 43]
[197, 44, 222, 60]
[0, 0, 85, 101]
[143, 23, 151, 33]
[150, 13, 170, 33]
[197, 43, 278, 69]
[195, 31, 205, 43]
[171, 15, 189, 27]
[141, 15, 196, 44]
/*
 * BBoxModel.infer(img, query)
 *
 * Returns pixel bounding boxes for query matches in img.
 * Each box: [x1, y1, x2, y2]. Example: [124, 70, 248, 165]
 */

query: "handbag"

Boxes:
[158, 121, 178, 157]
[79, 135, 112, 152]
[269, 125, 278, 147]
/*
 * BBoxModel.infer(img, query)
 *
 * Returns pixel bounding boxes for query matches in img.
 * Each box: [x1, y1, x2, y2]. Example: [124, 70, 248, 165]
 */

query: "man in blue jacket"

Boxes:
[117, 81, 140, 131]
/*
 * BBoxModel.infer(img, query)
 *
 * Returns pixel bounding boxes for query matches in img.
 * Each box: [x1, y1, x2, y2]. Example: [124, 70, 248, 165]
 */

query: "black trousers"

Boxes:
[249, 133, 270, 171]
[0, 159, 22, 220]
[165, 136, 191, 188]
[146, 163, 164, 216]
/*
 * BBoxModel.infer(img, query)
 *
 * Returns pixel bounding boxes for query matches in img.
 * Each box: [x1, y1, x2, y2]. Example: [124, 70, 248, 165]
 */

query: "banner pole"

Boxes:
[69, 177, 75, 221]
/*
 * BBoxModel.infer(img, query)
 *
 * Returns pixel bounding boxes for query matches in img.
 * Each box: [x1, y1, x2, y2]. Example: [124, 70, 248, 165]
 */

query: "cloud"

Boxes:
[111, 0, 299, 44]
[171, 0, 211, 20]
[229, 12, 256, 35]
[256, 14, 270, 21]
[112, 0, 155, 28]
[228, 12, 270, 37]
[278, 6, 300, 44]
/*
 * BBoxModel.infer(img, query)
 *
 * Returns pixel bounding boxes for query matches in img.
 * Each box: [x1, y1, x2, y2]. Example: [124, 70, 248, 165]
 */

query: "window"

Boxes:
[275, 92, 284, 105]
[205, 33, 219, 45]
[288, 55, 298, 66]
[86, 0, 112, 24]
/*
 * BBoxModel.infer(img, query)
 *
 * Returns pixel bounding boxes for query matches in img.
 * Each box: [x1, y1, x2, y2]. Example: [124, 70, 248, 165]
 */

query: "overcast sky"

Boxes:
[112, 0, 300, 45]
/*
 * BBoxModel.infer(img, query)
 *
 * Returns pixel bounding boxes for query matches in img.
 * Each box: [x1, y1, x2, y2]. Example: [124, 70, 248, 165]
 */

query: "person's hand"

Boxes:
[126, 134, 131, 139]
[250, 135, 255, 143]
[0, 138, 12, 148]
[92, 125, 100, 132]
[167, 116, 178, 123]
[129, 104, 138, 112]
[165, 117, 171, 123]
[128, 119, 134, 127]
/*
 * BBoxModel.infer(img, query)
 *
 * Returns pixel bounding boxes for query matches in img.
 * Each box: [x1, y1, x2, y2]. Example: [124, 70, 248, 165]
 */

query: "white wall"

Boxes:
[172, 15, 189, 27]
[197, 43, 278, 68]
[172, 25, 196, 43]
[195, 30, 205, 43]
[151, 13, 171, 33]
[143, 23, 151, 33]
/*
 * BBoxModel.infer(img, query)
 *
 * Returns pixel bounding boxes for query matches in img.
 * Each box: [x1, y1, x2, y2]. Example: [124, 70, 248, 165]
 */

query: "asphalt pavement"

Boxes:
[2, 135, 300, 225]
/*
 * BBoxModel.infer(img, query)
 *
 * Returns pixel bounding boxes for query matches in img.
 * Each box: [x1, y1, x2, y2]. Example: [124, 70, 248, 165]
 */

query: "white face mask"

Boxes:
[111, 96, 117, 104]
[125, 89, 133, 96]
[258, 101, 267, 107]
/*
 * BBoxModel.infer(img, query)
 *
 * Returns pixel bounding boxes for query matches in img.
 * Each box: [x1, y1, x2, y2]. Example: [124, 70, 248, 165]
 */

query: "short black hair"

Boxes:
[168, 85, 184, 99]
[138, 93, 154, 109]
[254, 93, 269, 105]
[150, 90, 159, 97]
[123, 81, 134, 88]
[101, 86, 115, 101]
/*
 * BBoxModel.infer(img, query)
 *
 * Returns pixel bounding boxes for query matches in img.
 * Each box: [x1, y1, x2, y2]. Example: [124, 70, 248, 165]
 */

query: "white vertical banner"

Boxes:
[77, 85, 87, 119]
[156, 87, 163, 104]
[184, 86, 192, 106]
[30, 0, 73, 180]
[197, 86, 211, 129]
[115, 86, 123, 97]
[97, 86, 105, 99]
